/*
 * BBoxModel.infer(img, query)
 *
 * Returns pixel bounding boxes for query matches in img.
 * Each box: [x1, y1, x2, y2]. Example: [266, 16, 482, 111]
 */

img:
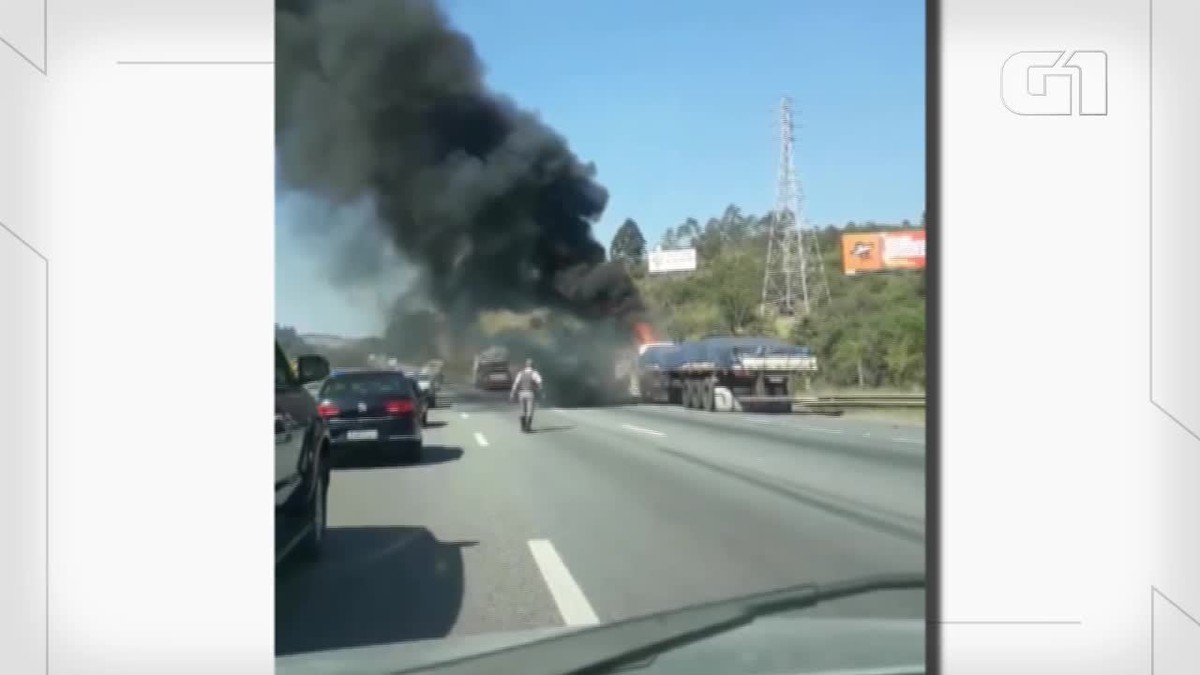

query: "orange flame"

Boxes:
[632, 321, 658, 345]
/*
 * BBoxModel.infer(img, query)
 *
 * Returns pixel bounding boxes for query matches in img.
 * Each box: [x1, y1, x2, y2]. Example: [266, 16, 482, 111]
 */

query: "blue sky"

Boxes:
[277, 0, 925, 335]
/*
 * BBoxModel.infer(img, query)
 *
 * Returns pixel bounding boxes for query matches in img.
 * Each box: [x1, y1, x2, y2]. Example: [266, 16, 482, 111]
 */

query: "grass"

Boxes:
[838, 407, 926, 427]
[790, 383, 925, 427]
[801, 385, 926, 397]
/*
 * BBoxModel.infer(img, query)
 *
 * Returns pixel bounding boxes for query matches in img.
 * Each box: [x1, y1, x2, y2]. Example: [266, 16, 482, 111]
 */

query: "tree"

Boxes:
[609, 218, 647, 268]
[704, 250, 765, 334]
[660, 229, 680, 250]
[671, 218, 700, 248]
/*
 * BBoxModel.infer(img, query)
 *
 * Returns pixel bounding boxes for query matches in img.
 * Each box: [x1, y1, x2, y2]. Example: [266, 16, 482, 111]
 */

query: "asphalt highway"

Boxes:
[275, 387, 927, 657]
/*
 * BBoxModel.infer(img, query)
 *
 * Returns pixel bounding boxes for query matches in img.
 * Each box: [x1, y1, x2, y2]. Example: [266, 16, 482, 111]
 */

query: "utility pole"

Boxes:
[761, 96, 830, 319]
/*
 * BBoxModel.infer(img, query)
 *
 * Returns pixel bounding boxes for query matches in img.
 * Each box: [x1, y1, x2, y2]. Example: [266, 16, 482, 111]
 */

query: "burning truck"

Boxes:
[468, 309, 643, 407]
[472, 345, 514, 391]
[510, 307, 819, 412]
[600, 322, 819, 413]
[466, 303, 819, 412]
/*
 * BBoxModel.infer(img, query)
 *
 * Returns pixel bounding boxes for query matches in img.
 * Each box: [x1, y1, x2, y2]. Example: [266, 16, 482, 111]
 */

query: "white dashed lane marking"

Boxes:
[527, 539, 600, 626]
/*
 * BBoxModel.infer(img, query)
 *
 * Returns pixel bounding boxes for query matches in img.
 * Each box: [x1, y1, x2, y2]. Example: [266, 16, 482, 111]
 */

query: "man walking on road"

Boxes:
[510, 358, 543, 432]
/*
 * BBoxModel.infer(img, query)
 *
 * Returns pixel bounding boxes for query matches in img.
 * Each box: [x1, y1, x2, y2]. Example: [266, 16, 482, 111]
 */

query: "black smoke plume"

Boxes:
[275, 0, 646, 334]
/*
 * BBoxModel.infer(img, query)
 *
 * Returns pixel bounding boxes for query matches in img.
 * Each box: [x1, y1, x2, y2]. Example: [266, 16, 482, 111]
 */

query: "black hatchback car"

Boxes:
[317, 369, 425, 463]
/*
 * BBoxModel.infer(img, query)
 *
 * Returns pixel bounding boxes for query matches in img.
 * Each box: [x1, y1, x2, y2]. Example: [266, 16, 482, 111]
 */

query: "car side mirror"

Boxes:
[296, 354, 330, 384]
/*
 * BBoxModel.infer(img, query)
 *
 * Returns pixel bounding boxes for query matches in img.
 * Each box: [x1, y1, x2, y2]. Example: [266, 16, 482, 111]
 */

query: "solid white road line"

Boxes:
[620, 423, 665, 437]
[527, 539, 600, 626]
[473, 432, 489, 447]
[891, 437, 924, 445]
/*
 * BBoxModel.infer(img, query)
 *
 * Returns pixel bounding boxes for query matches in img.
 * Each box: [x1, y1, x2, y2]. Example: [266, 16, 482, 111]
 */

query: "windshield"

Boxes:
[273, 0, 926, 672]
[319, 373, 412, 399]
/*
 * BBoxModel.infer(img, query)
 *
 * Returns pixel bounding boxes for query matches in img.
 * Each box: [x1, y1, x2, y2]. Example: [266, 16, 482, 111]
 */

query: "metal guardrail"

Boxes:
[793, 392, 926, 411]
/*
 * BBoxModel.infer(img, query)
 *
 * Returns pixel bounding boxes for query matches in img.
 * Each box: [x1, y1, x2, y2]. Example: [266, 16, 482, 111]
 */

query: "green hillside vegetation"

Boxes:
[613, 206, 926, 390]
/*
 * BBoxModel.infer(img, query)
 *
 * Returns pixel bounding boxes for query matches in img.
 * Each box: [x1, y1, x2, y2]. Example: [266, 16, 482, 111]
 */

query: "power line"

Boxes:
[761, 96, 831, 319]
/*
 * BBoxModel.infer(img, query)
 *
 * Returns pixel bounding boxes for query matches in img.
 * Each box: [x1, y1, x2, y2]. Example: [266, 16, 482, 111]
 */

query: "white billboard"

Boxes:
[647, 247, 697, 274]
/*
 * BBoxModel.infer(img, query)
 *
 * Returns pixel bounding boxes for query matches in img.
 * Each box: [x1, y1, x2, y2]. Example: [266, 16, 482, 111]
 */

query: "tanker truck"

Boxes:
[632, 336, 818, 412]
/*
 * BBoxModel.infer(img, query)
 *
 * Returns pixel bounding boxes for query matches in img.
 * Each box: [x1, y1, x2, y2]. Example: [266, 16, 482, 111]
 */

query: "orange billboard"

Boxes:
[842, 233, 885, 274]
[841, 229, 925, 275]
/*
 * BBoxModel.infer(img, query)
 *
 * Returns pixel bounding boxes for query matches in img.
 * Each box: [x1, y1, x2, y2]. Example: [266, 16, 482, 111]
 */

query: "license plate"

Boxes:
[346, 429, 378, 441]
[767, 377, 786, 383]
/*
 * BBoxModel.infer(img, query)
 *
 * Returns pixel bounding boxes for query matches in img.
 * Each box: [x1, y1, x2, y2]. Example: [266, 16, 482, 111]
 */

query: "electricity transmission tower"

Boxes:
[761, 96, 831, 318]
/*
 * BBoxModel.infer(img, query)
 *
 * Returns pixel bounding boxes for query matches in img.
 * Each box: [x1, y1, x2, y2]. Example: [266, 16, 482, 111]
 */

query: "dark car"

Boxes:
[275, 342, 332, 565]
[388, 365, 432, 426]
[317, 368, 425, 463]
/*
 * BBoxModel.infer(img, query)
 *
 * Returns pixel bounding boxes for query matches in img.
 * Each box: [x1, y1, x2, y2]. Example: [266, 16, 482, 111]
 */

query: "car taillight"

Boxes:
[385, 399, 414, 416]
[317, 402, 339, 418]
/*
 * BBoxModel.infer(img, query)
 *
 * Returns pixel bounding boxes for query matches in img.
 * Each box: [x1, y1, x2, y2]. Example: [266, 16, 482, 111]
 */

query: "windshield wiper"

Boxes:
[394, 573, 924, 675]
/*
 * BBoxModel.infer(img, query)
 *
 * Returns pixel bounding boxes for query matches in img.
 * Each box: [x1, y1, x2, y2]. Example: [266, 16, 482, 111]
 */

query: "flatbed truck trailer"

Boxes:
[633, 337, 818, 412]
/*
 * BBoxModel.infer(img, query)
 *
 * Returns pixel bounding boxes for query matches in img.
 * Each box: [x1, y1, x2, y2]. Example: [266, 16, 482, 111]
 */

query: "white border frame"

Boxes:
[3, 0, 1198, 672]
[942, 0, 1198, 672]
